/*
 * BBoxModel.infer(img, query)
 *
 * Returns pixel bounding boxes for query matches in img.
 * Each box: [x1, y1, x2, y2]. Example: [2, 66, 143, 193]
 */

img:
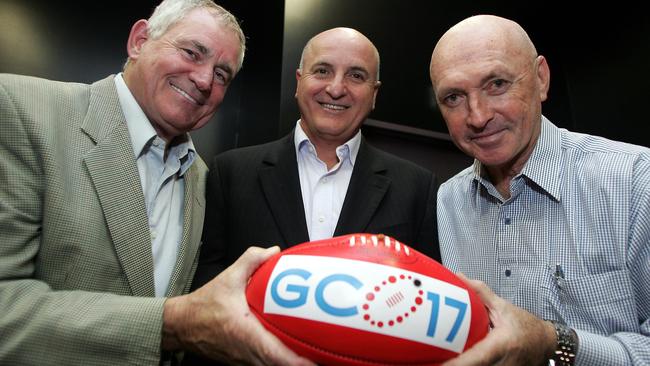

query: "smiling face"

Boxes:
[123, 7, 241, 141]
[295, 28, 380, 147]
[429, 15, 550, 176]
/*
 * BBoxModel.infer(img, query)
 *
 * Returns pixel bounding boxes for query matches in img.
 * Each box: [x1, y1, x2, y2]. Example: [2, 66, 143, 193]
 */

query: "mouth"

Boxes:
[470, 128, 507, 145]
[319, 102, 349, 111]
[170, 82, 204, 106]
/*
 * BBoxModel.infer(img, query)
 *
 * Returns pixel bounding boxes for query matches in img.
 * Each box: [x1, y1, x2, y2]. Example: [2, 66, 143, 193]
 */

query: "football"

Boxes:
[246, 233, 489, 365]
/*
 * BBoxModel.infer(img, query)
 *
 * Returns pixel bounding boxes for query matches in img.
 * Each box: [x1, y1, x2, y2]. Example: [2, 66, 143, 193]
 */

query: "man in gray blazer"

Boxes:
[190, 28, 439, 295]
[0, 1, 313, 365]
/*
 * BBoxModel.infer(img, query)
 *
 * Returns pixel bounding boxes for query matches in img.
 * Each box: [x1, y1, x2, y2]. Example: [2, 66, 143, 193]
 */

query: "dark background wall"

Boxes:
[2, 1, 648, 182]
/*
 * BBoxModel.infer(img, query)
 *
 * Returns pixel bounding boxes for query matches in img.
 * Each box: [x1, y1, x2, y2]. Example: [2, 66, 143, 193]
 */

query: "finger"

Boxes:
[248, 319, 316, 366]
[442, 333, 504, 366]
[457, 273, 498, 309]
[233, 246, 281, 281]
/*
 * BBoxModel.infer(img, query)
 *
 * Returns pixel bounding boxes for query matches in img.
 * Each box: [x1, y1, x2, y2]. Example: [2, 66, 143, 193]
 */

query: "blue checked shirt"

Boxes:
[438, 117, 650, 365]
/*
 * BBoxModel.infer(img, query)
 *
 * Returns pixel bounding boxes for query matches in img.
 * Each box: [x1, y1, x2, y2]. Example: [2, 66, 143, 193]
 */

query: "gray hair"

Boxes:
[125, 0, 246, 71]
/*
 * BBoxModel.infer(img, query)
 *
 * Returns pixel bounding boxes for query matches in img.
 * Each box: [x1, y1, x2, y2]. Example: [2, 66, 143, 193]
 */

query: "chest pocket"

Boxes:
[558, 269, 637, 334]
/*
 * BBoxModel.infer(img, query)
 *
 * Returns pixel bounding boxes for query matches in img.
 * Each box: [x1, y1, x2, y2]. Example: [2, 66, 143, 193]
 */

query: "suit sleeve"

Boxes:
[412, 172, 441, 262]
[191, 155, 230, 290]
[0, 79, 165, 365]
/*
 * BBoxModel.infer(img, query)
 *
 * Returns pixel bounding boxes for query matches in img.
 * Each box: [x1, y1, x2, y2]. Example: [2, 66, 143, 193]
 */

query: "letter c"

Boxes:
[315, 274, 362, 316]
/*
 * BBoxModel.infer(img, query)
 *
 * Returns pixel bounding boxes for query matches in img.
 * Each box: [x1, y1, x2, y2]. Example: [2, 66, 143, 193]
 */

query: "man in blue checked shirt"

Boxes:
[429, 15, 649, 366]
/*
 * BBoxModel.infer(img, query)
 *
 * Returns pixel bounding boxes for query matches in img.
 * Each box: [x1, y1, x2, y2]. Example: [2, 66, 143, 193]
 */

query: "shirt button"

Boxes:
[504, 218, 511, 225]
[151, 231, 157, 240]
[318, 216, 325, 223]
[505, 269, 511, 277]
[322, 177, 328, 183]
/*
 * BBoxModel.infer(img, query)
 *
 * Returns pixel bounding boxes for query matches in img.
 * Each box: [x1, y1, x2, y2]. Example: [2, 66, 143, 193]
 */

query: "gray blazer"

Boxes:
[0, 74, 206, 365]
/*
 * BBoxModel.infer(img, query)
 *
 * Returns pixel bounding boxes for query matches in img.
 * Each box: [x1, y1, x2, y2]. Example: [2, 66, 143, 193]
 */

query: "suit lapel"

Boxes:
[335, 139, 391, 235]
[82, 76, 156, 297]
[258, 133, 310, 247]
[166, 160, 206, 296]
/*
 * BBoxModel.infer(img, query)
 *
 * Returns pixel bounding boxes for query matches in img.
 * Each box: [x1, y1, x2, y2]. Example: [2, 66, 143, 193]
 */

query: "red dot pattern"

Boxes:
[362, 273, 423, 328]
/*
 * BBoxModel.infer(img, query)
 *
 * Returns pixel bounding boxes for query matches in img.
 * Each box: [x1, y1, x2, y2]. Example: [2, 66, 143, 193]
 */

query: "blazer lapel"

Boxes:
[258, 133, 310, 247]
[335, 138, 391, 235]
[166, 161, 206, 296]
[82, 76, 156, 297]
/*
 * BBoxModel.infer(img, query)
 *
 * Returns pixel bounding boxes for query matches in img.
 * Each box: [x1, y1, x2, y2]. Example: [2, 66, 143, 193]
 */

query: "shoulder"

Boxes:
[438, 166, 475, 199]
[0, 74, 97, 125]
[361, 140, 434, 179]
[560, 129, 650, 182]
[208, 135, 293, 176]
[0, 73, 90, 98]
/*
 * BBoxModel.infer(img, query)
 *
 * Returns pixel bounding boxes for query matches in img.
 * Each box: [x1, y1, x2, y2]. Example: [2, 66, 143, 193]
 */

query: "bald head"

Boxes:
[427, 14, 551, 179]
[430, 15, 537, 86]
[300, 27, 380, 81]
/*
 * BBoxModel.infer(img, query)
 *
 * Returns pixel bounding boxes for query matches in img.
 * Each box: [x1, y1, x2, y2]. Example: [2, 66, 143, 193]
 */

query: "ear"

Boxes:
[295, 69, 302, 98]
[126, 19, 150, 61]
[371, 80, 381, 110]
[536, 55, 550, 102]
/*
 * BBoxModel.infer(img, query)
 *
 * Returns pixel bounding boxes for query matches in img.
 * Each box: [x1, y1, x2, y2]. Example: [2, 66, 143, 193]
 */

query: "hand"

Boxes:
[442, 273, 556, 366]
[163, 246, 316, 366]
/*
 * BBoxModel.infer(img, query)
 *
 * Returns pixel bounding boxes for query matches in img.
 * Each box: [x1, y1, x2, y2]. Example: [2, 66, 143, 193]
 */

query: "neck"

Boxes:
[313, 143, 341, 170]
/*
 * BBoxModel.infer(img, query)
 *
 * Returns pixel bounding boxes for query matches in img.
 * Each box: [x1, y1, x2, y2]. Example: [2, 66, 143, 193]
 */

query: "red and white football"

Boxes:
[246, 233, 489, 365]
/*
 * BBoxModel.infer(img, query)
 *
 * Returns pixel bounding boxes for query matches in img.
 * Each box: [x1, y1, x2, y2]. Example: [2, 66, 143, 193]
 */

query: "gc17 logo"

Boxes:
[263, 255, 472, 353]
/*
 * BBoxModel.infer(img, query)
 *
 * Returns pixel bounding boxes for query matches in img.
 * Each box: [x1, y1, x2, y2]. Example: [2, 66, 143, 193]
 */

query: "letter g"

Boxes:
[270, 268, 311, 308]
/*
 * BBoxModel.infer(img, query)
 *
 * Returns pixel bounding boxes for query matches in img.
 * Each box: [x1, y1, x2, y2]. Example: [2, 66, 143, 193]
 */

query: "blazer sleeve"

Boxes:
[191, 155, 230, 290]
[0, 78, 166, 365]
[413, 172, 441, 262]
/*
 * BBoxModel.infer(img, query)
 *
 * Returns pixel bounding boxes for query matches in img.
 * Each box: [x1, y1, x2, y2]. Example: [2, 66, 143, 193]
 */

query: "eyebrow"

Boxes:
[310, 62, 370, 76]
[349, 66, 370, 77]
[189, 40, 235, 80]
[191, 40, 210, 57]
[438, 71, 509, 98]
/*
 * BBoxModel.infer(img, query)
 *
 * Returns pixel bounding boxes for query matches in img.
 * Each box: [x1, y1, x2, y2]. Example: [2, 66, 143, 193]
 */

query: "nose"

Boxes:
[325, 74, 347, 99]
[190, 65, 213, 92]
[466, 94, 493, 129]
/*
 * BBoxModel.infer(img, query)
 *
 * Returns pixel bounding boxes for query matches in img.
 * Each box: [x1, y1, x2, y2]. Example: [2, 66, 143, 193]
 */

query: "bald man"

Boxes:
[430, 15, 650, 366]
[183, 27, 439, 365]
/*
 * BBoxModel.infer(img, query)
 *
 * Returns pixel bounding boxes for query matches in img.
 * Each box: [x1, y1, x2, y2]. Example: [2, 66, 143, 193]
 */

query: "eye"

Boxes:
[312, 67, 330, 78]
[348, 71, 367, 83]
[442, 93, 463, 108]
[182, 48, 198, 60]
[487, 79, 511, 94]
[214, 70, 228, 85]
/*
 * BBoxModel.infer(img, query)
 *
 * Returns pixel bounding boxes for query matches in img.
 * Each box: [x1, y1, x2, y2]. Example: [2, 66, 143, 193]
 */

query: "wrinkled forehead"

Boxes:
[431, 28, 532, 84]
[304, 33, 378, 71]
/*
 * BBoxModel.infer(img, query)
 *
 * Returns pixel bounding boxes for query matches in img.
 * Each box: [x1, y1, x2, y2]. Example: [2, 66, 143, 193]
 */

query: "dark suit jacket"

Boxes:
[191, 130, 439, 289]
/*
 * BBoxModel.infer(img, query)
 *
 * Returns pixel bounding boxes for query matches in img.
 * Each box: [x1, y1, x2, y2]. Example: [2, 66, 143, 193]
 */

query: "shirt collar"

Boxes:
[293, 120, 362, 166]
[471, 116, 563, 201]
[114, 73, 196, 176]
[520, 116, 563, 201]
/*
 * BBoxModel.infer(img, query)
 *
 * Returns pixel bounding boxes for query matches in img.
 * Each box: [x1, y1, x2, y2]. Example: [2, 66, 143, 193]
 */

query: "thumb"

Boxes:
[457, 272, 498, 310]
[235, 246, 281, 281]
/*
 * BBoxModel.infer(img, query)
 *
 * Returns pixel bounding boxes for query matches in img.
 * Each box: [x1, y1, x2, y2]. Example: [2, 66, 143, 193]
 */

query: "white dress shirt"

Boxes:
[294, 121, 361, 241]
[114, 74, 196, 297]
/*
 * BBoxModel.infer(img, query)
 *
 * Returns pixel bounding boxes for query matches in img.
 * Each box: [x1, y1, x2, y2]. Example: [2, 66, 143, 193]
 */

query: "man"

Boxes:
[191, 27, 439, 291]
[0, 1, 313, 365]
[430, 15, 649, 365]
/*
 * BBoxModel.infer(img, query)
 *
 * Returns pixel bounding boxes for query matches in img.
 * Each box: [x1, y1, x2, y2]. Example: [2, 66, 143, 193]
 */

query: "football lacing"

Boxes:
[347, 234, 410, 256]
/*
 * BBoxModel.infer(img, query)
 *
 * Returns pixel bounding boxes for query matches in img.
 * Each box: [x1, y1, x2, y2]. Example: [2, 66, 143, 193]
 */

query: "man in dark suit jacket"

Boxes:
[191, 27, 440, 291]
